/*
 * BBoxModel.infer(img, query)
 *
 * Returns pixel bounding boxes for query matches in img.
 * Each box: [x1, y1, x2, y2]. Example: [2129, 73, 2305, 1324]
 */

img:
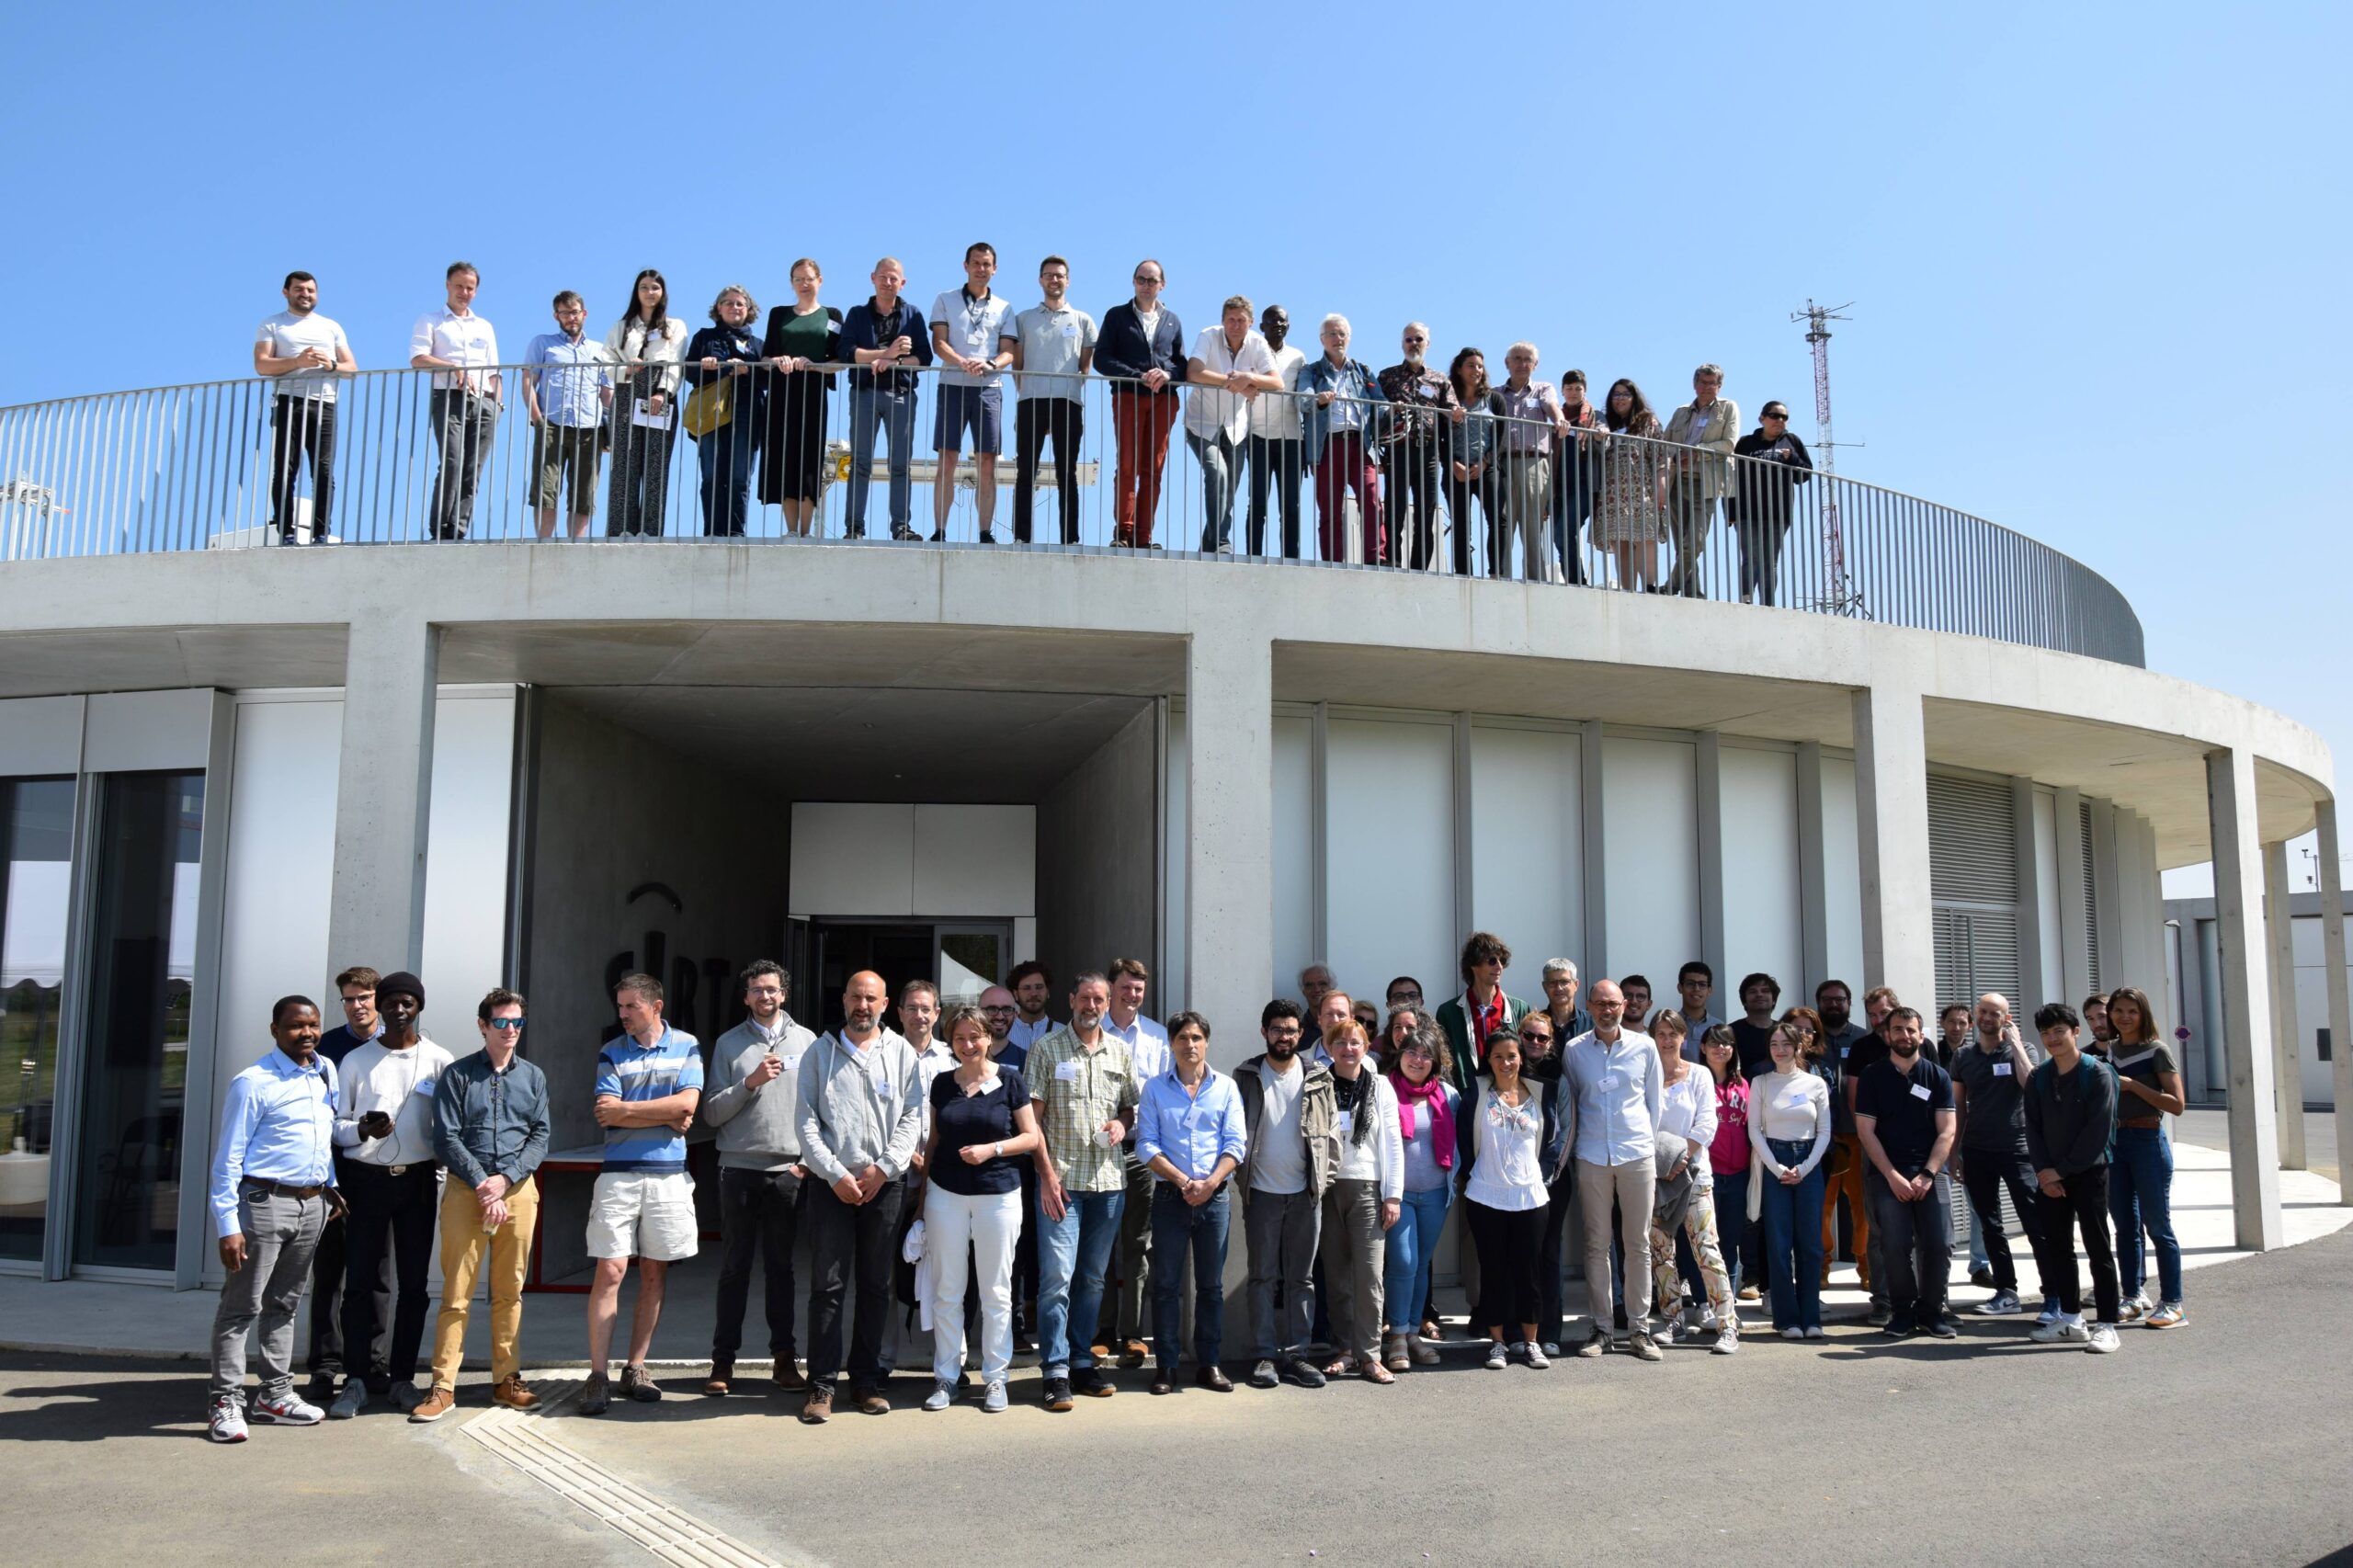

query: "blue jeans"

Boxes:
[1188, 429, 1242, 551]
[2109, 1125, 2183, 1302]
[1384, 1186, 1452, 1334]
[847, 387, 917, 537]
[696, 413, 760, 538]
[1150, 1183, 1231, 1369]
[1759, 1139, 1827, 1331]
[1035, 1187, 1124, 1376]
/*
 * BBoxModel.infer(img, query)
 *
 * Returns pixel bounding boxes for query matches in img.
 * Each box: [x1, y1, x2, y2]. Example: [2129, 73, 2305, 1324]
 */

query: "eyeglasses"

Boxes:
[340, 995, 371, 1008]
[981, 1005, 1015, 1014]
[487, 1017, 525, 1032]
[1404, 335, 1427, 344]
[1762, 411, 1789, 420]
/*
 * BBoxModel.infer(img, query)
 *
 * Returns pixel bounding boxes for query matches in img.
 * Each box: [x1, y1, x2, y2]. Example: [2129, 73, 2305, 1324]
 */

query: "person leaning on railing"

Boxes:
[1730, 401, 1813, 607]
[1300, 314, 1387, 565]
[1009, 256, 1096, 547]
[1245, 306, 1309, 560]
[1183, 295, 1282, 555]
[840, 258, 933, 542]
[757, 258, 841, 540]
[1494, 344, 1566, 582]
[519, 291, 614, 542]
[1595, 377, 1666, 591]
[409, 261, 501, 542]
[683, 284, 767, 540]
[1662, 363, 1740, 598]
[930, 243, 1018, 545]
[1553, 370, 1605, 586]
[1442, 347, 1503, 579]
[1095, 260, 1187, 549]
[604, 270, 689, 539]
[253, 270, 356, 546]
[1378, 324, 1457, 573]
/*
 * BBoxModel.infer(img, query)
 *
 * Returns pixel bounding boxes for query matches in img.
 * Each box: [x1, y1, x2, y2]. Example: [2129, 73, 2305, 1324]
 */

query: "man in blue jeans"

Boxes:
[841, 258, 933, 540]
[1025, 973, 1141, 1411]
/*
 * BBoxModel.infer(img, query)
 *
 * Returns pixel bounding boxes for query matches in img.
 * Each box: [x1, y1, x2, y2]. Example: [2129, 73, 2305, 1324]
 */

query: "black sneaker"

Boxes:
[1884, 1312, 1917, 1337]
[1278, 1357, 1327, 1389]
[619, 1364, 663, 1403]
[1249, 1359, 1280, 1389]
[1072, 1368, 1116, 1399]
[1866, 1301, 1892, 1327]
[1927, 1318, 1958, 1339]
[978, 530, 997, 544]
[1041, 1376, 1074, 1412]
[578, 1371, 611, 1415]
[1968, 1265, 1997, 1290]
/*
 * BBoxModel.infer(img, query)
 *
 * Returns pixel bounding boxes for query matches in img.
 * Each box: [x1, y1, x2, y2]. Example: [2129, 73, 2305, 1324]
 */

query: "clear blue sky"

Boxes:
[4, 1, 2346, 888]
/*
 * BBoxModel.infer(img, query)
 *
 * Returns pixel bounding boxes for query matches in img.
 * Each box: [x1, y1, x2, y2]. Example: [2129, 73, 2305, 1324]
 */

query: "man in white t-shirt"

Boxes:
[253, 271, 356, 544]
[931, 242, 1017, 543]
[1233, 999, 1335, 1388]
[1245, 305, 1308, 558]
[1183, 296, 1282, 554]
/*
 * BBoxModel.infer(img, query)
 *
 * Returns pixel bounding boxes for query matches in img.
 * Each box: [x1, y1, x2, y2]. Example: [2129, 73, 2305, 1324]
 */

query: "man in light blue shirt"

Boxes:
[1561, 979, 1665, 1359]
[522, 290, 614, 541]
[1134, 1012, 1247, 1392]
[208, 995, 343, 1442]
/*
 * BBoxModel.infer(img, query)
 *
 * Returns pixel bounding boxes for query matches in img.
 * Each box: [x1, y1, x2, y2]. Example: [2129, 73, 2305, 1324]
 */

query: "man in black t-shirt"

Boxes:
[1949, 994, 2047, 1318]
[1855, 1006, 1958, 1337]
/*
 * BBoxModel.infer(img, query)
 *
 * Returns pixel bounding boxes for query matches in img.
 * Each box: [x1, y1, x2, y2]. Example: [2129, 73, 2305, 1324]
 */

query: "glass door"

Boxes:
[934, 922, 1014, 1007]
[0, 778, 74, 1262]
[72, 770, 203, 1272]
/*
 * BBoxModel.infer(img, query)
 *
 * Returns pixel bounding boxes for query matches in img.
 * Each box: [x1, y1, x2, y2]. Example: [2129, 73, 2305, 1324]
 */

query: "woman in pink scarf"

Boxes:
[1382, 1013, 1460, 1369]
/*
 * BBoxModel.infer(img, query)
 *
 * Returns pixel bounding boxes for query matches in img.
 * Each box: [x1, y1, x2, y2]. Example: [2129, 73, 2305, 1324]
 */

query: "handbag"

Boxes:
[683, 378, 733, 438]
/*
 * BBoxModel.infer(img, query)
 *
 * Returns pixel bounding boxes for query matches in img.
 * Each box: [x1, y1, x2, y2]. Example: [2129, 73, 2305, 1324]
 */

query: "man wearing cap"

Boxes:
[326, 969, 453, 1417]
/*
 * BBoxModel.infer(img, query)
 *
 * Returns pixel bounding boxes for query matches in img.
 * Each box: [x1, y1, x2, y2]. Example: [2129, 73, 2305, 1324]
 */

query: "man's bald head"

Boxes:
[843, 970, 889, 1034]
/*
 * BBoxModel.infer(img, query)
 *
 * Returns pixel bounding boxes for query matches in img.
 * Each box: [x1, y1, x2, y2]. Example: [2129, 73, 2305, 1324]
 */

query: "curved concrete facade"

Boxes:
[1, 540, 2346, 1282]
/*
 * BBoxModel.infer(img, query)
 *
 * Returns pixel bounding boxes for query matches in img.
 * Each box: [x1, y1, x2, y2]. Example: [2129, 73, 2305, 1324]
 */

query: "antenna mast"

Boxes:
[1791, 300, 1859, 613]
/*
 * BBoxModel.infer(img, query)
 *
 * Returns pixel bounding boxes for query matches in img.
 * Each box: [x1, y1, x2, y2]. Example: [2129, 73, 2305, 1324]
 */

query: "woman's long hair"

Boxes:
[1604, 376, 1653, 433]
[619, 267, 670, 336]
[1449, 346, 1490, 405]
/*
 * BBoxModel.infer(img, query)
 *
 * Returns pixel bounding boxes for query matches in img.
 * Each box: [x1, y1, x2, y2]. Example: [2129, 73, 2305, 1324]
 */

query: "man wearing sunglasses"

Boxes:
[413, 988, 550, 1421]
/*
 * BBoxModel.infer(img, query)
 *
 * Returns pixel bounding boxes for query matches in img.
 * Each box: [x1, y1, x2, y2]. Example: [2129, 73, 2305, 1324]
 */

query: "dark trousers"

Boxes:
[696, 414, 760, 538]
[1866, 1166, 1953, 1322]
[1245, 435, 1304, 557]
[305, 1153, 388, 1378]
[712, 1165, 803, 1363]
[2032, 1165, 2120, 1322]
[269, 396, 336, 540]
[1466, 1199, 1544, 1334]
[1383, 437, 1441, 569]
[426, 389, 496, 540]
[338, 1161, 440, 1385]
[1733, 497, 1794, 604]
[1013, 397, 1084, 543]
[1551, 438, 1593, 584]
[608, 392, 674, 537]
[1959, 1147, 2040, 1294]
[803, 1176, 905, 1392]
[1534, 1164, 1579, 1344]
[1149, 1184, 1230, 1369]
[1447, 473, 1495, 577]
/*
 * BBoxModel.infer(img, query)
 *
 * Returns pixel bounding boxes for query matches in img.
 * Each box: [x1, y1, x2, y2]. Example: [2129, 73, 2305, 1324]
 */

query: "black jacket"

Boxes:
[1094, 301, 1187, 394]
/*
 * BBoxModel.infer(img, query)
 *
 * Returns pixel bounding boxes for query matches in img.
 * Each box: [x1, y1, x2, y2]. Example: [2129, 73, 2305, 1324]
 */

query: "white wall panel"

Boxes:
[1721, 746, 1802, 995]
[1600, 735, 1699, 989]
[914, 805, 1037, 917]
[1820, 756, 1866, 991]
[420, 692, 515, 1055]
[1327, 718, 1452, 1006]
[1470, 723, 1584, 981]
[1270, 714, 1314, 1001]
[790, 804, 915, 915]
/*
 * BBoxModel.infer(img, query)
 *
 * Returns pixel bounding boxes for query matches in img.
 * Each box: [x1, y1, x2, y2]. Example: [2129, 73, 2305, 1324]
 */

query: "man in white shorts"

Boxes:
[580, 971, 703, 1415]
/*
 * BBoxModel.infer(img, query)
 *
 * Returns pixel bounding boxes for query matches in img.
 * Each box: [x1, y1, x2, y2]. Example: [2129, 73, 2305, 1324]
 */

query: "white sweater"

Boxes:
[1747, 1069, 1833, 1176]
[1332, 1070, 1404, 1200]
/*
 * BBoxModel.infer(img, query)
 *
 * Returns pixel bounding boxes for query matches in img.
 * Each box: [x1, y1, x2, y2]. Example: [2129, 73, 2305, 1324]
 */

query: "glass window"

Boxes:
[0, 778, 74, 1260]
[73, 771, 203, 1272]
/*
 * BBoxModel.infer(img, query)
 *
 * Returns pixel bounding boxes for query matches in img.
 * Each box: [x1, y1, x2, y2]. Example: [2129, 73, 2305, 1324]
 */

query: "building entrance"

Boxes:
[805, 919, 1013, 1035]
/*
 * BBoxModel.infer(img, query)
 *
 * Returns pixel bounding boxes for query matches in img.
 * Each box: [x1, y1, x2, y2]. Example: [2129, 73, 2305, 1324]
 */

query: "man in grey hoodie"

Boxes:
[699, 960, 816, 1397]
[793, 970, 921, 1422]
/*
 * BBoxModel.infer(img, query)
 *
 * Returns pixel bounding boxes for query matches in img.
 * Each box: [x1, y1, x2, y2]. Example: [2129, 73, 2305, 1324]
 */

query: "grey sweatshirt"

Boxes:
[794, 1028, 923, 1187]
[2023, 1053, 2117, 1176]
[701, 1012, 817, 1170]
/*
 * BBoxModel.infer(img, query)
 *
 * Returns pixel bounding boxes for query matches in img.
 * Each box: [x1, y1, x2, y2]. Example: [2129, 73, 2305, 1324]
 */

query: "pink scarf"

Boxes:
[1389, 1072, 1456, 1168]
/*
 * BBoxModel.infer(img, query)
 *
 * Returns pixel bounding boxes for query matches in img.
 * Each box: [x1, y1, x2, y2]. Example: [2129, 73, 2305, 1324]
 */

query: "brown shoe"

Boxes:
[800, 1387, 832, 1425]
[704, 1361, 733, 1397]
[1119, 1338, 1149, 1369]
[491, 1375, 537, 1411]
[771, 1359, 807, 1392]
[857, 1387, 890, 1416]
[407, 1385, 458, 1423]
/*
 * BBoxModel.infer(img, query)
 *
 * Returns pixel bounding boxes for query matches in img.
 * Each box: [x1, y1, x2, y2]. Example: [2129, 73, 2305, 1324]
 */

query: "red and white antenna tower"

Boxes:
[1792, 300, 1859, 612]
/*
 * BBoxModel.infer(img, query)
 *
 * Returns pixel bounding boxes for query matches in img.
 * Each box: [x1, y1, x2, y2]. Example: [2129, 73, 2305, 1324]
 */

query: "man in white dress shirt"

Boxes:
[1183, 296, 1282, 554]
[1561, 979, 1665, 1361]
[408, 262, 502, 540]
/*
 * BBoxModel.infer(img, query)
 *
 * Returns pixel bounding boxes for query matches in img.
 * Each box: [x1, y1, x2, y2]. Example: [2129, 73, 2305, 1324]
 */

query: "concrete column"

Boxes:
[1695, 732, 1727, 995]
[2263, 839, 2307, 1170]
[2314, 799, 2353, 1205]
[1795, 742, 1830, 994]
[2054, 787, 2092, 1006]
[1851, 685, 1936, 1008]
[2010, 776, 2049, 1012]
[1184, 631, 1273, 1071]
[326, 617, 439, 980]
[2206, 747, 2282, 1250]
[1579, 720, 1608, 979]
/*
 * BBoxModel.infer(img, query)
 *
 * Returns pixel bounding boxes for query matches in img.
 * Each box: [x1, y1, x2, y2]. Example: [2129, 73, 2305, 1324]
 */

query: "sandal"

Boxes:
[1360, 1362, 1394, 1385]
[1323, 1353, 1358, 1377]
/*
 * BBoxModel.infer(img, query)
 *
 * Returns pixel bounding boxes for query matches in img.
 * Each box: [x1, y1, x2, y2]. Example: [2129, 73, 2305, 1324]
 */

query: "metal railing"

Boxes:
[0, 363, 2143, 665]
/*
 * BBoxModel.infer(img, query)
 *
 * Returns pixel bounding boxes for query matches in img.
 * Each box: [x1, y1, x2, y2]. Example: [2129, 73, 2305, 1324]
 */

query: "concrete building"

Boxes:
[2, 385, 2348, 1297]
[2168, 889, 2350, 1113]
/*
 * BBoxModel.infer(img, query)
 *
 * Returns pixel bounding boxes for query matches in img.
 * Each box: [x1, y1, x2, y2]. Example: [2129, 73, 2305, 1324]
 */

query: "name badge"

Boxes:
[1909, 1083, 1932, 1101]
[1993, 1062, 2013, 1077]
[411, 1077, 438, 1098]
[1840, 1046, 1851, 1058]
[780, 1051, 803, 1072]
[1600, 1073, 1620, 1089]
[1055, 1061, 1078, 1083]
[1336, 1111, 1354, 1138]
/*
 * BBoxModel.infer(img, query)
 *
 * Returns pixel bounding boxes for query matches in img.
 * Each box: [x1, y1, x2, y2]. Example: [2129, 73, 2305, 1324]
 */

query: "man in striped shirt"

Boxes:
[579, 972, 703, 1415]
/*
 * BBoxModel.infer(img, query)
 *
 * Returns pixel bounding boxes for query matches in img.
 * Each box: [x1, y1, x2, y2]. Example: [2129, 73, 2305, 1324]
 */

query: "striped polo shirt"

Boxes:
[595, 1026, 705, 1173]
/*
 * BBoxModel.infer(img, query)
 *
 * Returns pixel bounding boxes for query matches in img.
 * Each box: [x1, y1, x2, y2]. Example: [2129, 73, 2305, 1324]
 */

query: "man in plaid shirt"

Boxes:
[1025, 972, 1141, 1412]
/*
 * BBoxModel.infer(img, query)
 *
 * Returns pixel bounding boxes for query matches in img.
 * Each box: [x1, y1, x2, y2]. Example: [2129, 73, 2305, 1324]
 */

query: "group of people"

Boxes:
[203, 940, 2186, 1441]
[253, 254, 1818, 599]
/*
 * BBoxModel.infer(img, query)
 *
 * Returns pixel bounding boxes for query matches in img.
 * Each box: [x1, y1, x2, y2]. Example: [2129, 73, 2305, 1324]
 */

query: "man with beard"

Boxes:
[1231, 999, 1333, 1388]
[1378, 322, 1457, 569]
[1027, 974, 1142, 1409]
[1855, 1007, 1958, 1338]
[1006, 961, 1058, 1057]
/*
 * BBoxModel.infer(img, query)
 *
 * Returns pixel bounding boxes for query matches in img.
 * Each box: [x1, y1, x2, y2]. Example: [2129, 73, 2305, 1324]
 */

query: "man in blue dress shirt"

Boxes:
[209, 996, 344, 1443]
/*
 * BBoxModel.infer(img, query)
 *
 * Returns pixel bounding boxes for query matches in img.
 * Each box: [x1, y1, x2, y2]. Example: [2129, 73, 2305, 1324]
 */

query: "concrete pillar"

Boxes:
[1852, 685, 1936, 1008]
[2263, 839, 2307, 1170]
[2055, 787, 2092, 1006]
[1579, 720, 1608, 979]
[2314, 799, 2353, 1205]
[1183, 631, 1273, 1071]
[2010, 777, 2049, 1012]
[1795, 742, 1830, 994]
[327, 617, 439, 980]
[2206, 747, 2282, 1249]
[1695, 732, 1727, 996]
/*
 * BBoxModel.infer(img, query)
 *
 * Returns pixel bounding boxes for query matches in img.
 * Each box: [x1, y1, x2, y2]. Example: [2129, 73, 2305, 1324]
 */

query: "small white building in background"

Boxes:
[2168, 891, 2346, 1109]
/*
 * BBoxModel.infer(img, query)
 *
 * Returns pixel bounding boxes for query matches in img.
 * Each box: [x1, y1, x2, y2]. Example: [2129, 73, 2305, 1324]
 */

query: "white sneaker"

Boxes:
[1522, 1341, 1550, 1369]
[1699, 1306, 1720, 1333]
[1539, 1341, 1560, 1358]
[1483, 1341, 1508, 1370]
[1779, 1326, 1804, 1341]
[249, 1389, 325, 1426]
[1802, 1326, 1827, 1341]
[923, 1382, 955, 1412]
[2118, 1293, 2150, 1324]
[2085, 1324, 2121, 1355]
[208, 1395, 248, 1444]
[1712, 1326, 1738, 1356]
[2031, 1315, 2090, 1345]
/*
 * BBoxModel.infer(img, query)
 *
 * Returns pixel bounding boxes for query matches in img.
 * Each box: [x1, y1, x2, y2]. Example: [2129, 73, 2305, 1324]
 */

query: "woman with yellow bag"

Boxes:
[683, 284, 766, 538]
